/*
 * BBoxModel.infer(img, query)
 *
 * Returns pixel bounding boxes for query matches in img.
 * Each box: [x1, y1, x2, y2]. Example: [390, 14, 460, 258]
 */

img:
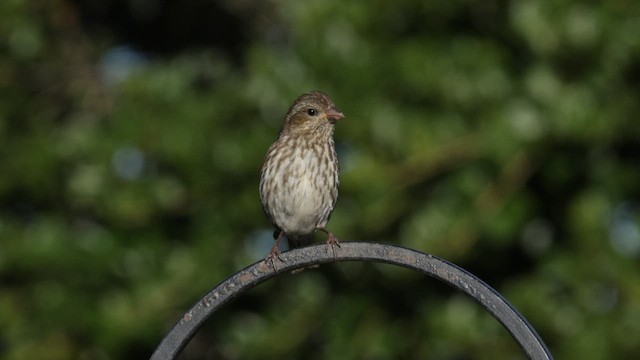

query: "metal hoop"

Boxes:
[150, 242, 553, 360]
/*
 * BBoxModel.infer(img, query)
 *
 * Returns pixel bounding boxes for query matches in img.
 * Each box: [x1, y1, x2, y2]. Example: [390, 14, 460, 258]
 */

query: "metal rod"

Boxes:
[150, 242, 553, 360]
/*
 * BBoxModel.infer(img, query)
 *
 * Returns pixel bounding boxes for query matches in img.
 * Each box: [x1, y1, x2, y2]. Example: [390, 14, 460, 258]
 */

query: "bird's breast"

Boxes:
[262, 138, 338, 235]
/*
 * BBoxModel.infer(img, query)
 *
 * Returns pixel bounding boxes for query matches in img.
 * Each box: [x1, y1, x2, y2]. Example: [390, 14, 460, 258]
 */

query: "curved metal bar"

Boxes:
[150, 242, 553, 360]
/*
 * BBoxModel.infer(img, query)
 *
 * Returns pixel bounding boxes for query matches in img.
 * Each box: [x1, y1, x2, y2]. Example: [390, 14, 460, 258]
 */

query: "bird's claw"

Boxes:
[264, 244, 284, 272]
[325, 232, 341, 259]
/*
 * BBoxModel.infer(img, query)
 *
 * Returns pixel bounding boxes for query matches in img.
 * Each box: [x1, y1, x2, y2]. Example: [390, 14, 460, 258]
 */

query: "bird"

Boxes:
[259, 91, 344, 267]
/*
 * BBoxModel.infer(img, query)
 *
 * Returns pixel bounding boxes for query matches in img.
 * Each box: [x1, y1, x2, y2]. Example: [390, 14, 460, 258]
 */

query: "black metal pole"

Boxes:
[150, 242, 553, 360]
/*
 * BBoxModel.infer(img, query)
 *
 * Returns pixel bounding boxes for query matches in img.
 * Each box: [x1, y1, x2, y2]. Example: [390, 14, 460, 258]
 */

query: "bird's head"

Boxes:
[282, 91, 344, 134]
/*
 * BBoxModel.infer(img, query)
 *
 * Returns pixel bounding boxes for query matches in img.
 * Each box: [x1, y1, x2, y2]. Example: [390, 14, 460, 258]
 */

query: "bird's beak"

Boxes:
[326, 107, 345, 121]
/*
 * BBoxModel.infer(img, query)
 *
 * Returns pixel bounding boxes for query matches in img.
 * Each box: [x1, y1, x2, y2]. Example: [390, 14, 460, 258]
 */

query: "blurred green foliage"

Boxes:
[2, 0, 640, 359]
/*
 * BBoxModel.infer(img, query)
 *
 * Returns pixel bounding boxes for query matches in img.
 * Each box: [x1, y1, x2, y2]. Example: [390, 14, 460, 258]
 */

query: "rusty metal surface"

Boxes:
[150, 242, 553, 360]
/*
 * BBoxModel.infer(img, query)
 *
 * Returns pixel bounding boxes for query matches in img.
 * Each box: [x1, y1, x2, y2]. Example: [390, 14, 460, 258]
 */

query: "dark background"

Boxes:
[1, 0, 639, 359]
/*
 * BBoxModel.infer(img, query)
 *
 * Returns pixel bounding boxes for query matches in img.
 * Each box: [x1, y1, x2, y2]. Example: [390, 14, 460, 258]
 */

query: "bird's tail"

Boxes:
[286, 234, 313, 250]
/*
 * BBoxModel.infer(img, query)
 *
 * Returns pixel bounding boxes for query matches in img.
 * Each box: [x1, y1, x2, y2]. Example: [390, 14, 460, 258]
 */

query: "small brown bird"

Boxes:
[259, 91, 344, 264]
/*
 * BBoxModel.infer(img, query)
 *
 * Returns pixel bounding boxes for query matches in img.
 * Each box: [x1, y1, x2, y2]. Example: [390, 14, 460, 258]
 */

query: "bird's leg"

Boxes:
[317, 227, 340, 259]
[265, 231, 285, 272]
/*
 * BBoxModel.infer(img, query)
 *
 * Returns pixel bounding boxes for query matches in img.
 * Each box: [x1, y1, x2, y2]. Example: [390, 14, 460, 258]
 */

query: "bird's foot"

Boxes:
[325, 231, 341, 259]
[264, 242, 284, 272]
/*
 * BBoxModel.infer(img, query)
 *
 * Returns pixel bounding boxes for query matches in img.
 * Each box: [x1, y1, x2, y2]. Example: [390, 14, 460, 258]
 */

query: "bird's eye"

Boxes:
[307, 108, 317, 116]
